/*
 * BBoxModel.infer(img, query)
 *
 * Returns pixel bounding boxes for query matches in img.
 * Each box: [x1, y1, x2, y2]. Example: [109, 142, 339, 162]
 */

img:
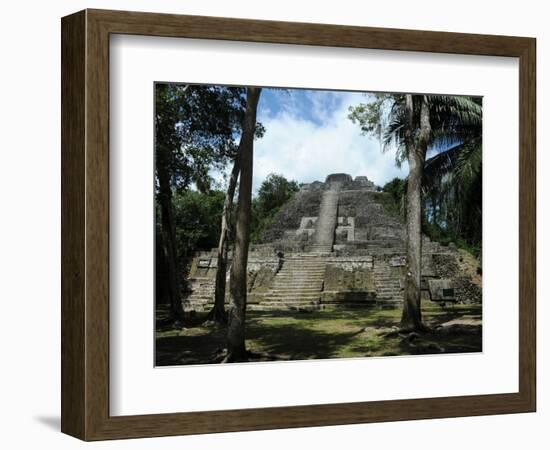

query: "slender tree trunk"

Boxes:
[225, 87, 261, 362]
[402, 95, 431, 331]
[157, 159, 184, 322]
[206, 155, 241, 324]
[155, 84, 191, 324]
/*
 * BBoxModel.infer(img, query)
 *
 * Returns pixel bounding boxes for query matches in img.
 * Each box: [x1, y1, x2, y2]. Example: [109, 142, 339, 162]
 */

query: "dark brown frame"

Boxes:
[61, 8, 536, 441]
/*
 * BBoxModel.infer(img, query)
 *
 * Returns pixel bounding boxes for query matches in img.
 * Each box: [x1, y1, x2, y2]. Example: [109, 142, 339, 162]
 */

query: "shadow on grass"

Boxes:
[156, 326, 226, 366]
[397, 327, 482, 356]
[246, 318, 364, 361]
[156, 311, 365, 365]
[155, 304, 482, 366]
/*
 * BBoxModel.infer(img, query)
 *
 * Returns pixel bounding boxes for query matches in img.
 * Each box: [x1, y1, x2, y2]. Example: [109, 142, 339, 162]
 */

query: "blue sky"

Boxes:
[249, 87, 408, 193]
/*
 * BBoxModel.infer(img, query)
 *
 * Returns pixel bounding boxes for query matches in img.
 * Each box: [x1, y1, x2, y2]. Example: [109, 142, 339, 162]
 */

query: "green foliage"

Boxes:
[348, 94, 407, 166]
[251, 174, 300, 242]
[155, 83, 251, 192]
[381, 177, 406, 217]
[157, 173, 301, 258]
[171, 190, 226, 256]
[370, 181, 405, 221]
[347, 97, 385, 136]
[255, 173, 300, 214]
[422, 141, 482, 256]
[422, 220, 481, 258]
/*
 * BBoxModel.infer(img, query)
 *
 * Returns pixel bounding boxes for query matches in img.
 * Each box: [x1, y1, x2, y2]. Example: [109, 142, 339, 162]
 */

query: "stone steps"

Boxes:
[276, 274, 325, 277]
[259, 301, 321, 308]
[276, 270, 324, 274]
[282, 254, 329, 258]
[271, 278, 324, 284]
[249, 303, 322, 311]
[280, 259, 327, 263]
[271, 284, 323, 290]
[263, 292, 321, 299]
[273, 274, 325, 280]
[281, 269, 325, 272]
[309, 247, 333, 254]
[275, 270, 325, 274]
[270, 281, 324, 288]
[267, 293, 322, 298]
[311, 188, 339, 253]
[273, 274, 324, 279]
[258, 298, 321, 303]
[270, 288, 323, 293]
[183, 277, 215, 308]
[258, 301, 320, 306]
[266, 287, 322, 293]
[271, 278, 324, 283]
[260, 254, 328, 307]
[373, 261, 403, 303]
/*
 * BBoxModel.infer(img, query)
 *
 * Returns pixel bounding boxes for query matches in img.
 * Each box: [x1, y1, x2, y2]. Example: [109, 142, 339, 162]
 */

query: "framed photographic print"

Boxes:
[61, 9, 536, 441]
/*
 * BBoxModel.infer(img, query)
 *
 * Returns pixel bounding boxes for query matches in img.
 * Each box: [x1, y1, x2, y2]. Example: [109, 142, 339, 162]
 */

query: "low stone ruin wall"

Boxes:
[321, 256, 377, 305]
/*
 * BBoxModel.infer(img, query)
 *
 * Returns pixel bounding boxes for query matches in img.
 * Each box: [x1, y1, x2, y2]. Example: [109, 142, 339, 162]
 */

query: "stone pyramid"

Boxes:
[183, 174, 481, 311]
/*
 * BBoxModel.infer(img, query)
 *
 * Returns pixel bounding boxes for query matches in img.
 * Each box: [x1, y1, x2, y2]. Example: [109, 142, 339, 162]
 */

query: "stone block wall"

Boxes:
[259, 188, 323, 244]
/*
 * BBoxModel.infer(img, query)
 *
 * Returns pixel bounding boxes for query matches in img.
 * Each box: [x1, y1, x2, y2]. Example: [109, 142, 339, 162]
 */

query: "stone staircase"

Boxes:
[310, 188, 339, 254]
[255, 255, 327, 310]
[373, 259, 403, 305]
[309, 243, 334, 253]
[183, 277, 215, 312]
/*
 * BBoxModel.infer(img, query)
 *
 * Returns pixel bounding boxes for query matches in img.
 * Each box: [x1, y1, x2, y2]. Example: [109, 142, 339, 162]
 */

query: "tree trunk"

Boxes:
[225, 87, 261, 362]
[157, 158, 184, 322]
[401, 95, 431, 331]
[155, 84, 191, 324]
[207, 155, 241, 324]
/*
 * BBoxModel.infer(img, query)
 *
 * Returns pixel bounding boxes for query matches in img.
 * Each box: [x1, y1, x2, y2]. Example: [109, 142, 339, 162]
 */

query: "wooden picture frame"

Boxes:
[61, 9, 536, 441]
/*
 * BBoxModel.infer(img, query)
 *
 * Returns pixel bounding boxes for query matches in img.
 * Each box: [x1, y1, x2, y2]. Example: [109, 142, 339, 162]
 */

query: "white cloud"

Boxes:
[252, 92, 407, 192]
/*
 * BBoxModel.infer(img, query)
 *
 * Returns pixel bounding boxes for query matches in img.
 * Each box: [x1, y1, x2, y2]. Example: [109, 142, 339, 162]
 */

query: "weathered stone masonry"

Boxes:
[183, 174, 481, 311]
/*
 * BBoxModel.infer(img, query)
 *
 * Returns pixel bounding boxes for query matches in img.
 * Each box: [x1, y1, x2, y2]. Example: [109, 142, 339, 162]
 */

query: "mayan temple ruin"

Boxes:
[183, 173, 481, 312]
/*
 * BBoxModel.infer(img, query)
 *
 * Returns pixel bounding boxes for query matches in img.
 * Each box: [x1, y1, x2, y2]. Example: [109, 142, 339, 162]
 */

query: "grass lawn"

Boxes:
[155, 302, 482, 366]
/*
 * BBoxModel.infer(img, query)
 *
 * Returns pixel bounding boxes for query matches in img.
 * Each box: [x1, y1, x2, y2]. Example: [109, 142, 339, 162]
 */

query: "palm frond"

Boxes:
[454, 141, 482, 187]
[428, 95, 482, 135]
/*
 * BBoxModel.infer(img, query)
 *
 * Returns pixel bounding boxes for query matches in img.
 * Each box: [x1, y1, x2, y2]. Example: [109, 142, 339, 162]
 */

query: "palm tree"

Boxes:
[349, 94, 481, 330]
